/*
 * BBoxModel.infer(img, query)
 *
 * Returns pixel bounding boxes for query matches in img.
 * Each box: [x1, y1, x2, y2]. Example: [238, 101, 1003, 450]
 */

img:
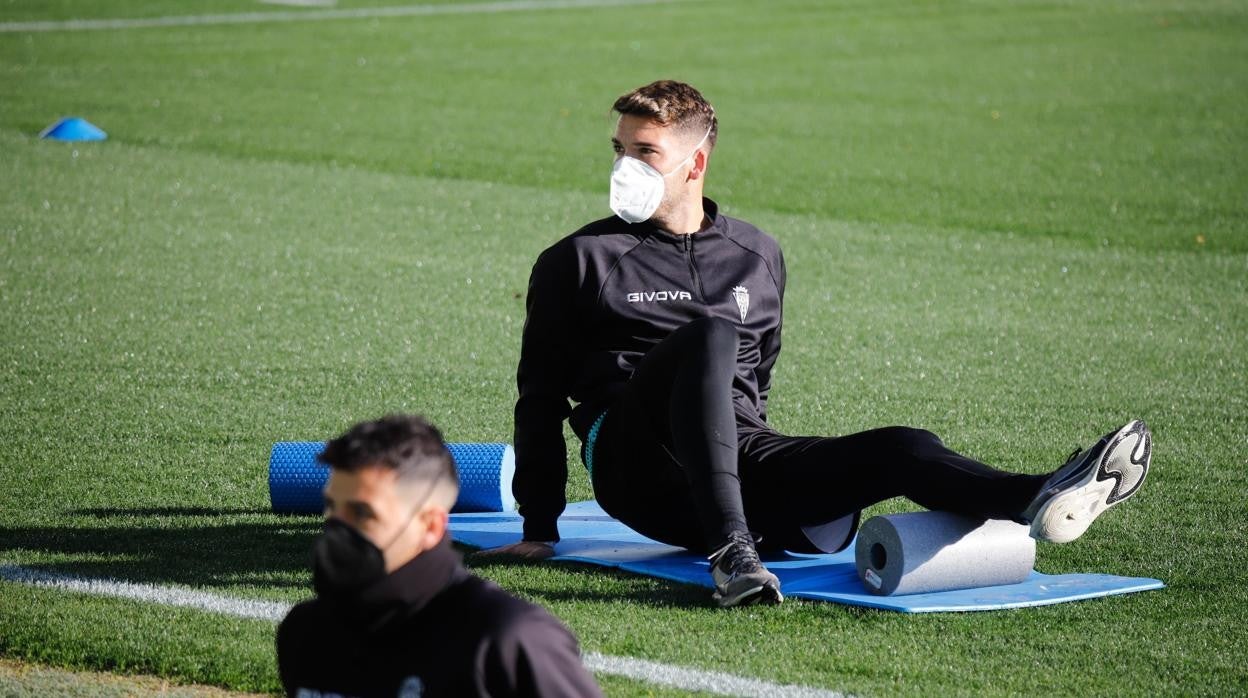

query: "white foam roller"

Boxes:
[854, 511, 1036, 596]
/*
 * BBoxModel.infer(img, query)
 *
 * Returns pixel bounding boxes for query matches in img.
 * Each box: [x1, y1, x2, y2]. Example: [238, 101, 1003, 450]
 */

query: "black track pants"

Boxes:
[587, 317, 1047, 554]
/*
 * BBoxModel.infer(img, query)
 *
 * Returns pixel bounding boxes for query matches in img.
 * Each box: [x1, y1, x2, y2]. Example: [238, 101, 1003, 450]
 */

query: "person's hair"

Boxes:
[317, 414, 460, 498]
[613, 80, 717, 150]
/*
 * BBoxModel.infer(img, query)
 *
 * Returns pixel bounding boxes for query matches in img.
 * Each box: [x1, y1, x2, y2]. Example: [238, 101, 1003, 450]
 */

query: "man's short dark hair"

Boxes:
[317, 414, 459, 493]
[613, 79, 717, 150]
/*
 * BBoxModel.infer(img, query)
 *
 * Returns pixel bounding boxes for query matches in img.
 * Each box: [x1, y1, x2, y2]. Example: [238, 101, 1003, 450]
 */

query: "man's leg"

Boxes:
[591, 316, 748, 550]
[590, 317, 783, 606]
[737, 427, 1047, 552]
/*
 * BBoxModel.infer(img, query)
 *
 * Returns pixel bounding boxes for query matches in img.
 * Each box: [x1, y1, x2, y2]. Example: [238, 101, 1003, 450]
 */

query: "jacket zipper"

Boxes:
[683, 235, 707, 302]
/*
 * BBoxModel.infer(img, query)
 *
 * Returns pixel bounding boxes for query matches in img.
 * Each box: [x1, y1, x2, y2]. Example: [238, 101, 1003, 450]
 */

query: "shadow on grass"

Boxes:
[69, 506, 275, 518]
[519, 584, 711, 609]
[466, 556, 713, 609]
[1, 510, 322, 590]
[4, 518, 745, 608]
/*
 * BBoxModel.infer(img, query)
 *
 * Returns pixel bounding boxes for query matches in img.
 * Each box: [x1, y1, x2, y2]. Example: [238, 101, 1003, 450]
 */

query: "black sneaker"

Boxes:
[707, 531, 782, 607]
[1022, 420, 1152, 543]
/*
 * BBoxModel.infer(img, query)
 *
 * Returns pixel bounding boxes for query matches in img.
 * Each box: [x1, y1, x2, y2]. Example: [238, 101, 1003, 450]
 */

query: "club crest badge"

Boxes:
[732, 286, 749, 323]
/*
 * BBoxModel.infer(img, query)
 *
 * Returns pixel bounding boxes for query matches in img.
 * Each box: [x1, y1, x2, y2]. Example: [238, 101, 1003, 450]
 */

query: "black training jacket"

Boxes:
[277, 539, 603, 697]
[514, 198, 785, 542]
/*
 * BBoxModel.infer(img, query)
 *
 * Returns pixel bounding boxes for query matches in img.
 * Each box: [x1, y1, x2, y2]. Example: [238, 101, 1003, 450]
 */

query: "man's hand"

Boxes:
[472, 541, 556, 560]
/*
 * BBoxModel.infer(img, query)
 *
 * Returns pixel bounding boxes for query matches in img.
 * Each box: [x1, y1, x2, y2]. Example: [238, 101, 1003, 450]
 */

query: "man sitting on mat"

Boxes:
[277, 414, 602, 697]
[479, 80, 1153, 608]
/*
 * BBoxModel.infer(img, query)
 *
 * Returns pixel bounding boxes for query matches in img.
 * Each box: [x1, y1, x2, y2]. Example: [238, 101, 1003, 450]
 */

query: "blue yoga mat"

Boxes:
[450, 501, 1164, 613]
[269, 442, 515, 514]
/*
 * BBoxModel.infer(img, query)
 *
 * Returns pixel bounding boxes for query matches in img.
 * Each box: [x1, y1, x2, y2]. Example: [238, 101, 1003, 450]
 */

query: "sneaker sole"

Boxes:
[714, 582, 783, 608]
[1030, 420, 1151, 543]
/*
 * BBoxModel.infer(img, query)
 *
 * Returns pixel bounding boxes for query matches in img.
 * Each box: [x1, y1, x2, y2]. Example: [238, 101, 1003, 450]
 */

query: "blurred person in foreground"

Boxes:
[277, 414, 602, 697]
[479, 79, 1152, 608]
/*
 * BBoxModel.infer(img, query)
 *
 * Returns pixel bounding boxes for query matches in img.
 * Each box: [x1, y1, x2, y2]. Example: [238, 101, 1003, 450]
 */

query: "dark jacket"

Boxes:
[514, 199, 785, 542]
[276, 539, 603, 697]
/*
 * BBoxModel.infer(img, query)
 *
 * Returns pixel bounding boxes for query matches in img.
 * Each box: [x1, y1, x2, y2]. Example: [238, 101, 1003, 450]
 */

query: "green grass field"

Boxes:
[2, 0, 1246, 695]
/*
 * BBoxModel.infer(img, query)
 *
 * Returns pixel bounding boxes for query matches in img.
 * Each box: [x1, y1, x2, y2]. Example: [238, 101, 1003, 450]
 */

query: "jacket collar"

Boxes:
[328, 537, 467, 628]
[642, 197, 724, 243]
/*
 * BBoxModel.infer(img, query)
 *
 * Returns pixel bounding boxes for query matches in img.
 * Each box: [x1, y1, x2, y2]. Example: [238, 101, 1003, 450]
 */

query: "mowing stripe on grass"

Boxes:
[259, 0, 338, 7]
[0, 0, 693, 33]
[0, 563, 846, 698]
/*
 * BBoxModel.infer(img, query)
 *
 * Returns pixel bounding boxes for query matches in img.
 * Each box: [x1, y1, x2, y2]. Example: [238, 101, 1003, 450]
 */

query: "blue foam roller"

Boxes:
[269, 441, 515, 514]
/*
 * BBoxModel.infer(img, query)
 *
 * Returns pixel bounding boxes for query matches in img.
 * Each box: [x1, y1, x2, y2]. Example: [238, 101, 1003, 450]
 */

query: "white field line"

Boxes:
[0, 563, 846, 698]
[0, 0, 692, 33]
[582, 653, 847, 698]
[0, 563, 289, 622]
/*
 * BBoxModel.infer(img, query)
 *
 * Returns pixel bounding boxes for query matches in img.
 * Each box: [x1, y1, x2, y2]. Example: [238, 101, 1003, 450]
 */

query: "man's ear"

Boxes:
[689, 148, 708, 181]
[419, 508, 449, 549]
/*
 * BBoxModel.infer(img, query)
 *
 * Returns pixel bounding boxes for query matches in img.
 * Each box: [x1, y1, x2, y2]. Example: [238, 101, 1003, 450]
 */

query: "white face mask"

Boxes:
[609, 125, 712, 224]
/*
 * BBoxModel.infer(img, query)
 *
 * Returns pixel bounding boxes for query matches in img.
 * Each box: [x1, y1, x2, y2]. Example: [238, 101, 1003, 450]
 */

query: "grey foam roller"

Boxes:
[854, 512, 1035, 596]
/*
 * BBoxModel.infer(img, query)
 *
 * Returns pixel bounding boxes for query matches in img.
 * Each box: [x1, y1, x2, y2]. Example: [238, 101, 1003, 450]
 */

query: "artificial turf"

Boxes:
[1, 0, 1246, 695]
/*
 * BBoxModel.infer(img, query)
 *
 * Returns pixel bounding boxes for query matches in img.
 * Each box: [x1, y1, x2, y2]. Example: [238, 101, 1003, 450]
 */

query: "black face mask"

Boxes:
[312, 518, 389, 600]
[312, 474, 442, 600]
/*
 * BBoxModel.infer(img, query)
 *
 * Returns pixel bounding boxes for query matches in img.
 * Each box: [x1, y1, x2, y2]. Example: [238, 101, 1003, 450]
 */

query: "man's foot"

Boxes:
[708, 531, 783, 607]
[1022, 420, 1152, 543]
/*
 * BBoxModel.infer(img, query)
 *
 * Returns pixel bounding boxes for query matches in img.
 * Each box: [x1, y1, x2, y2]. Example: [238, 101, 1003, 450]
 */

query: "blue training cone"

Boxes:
[40, 117, 107, 141]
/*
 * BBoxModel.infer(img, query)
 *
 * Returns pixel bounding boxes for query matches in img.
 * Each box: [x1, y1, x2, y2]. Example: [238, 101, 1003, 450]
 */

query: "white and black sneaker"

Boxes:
[708, 531, 783, 607]
[1022, 420, 1152, 543]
